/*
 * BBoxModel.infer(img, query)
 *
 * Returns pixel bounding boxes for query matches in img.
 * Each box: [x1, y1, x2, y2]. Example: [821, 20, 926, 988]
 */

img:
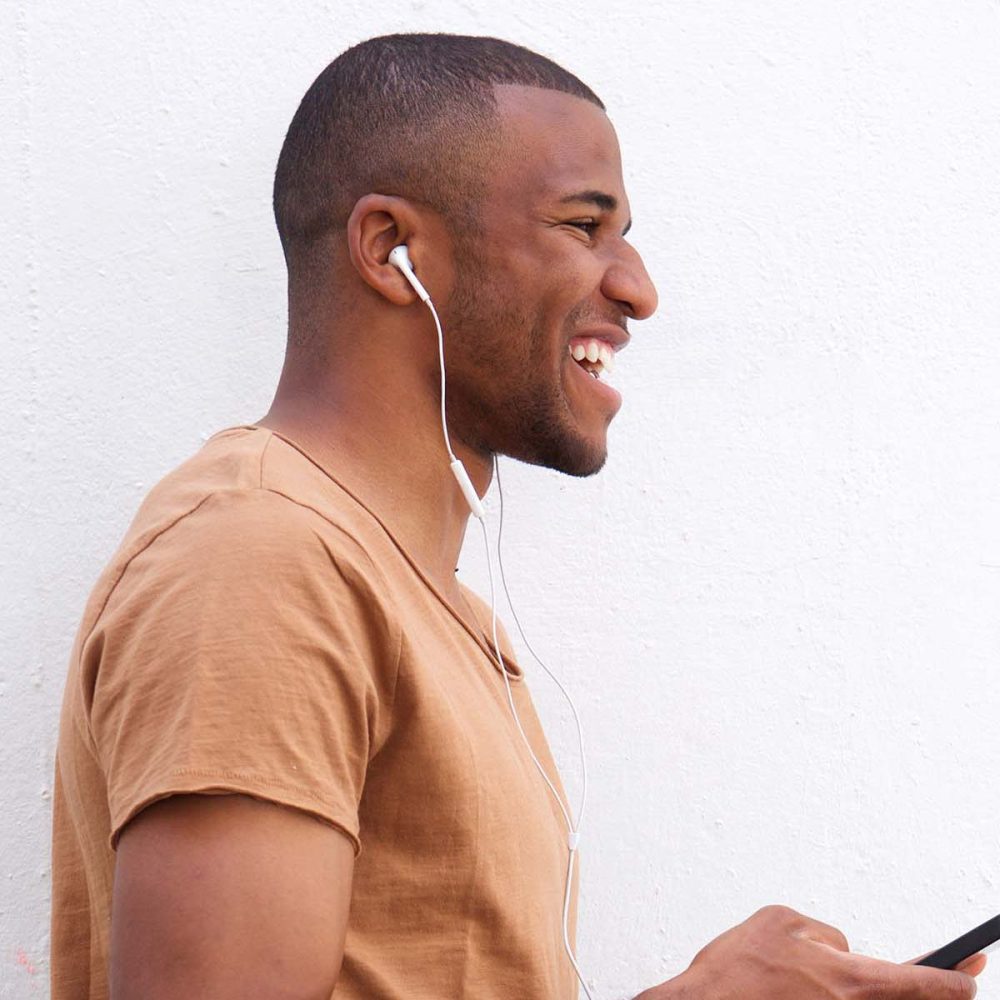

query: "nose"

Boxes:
[601, 241, 659, 321]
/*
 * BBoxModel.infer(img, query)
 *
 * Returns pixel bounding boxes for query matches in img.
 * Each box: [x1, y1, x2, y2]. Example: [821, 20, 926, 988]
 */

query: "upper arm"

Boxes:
[110, 793, 355, 1000]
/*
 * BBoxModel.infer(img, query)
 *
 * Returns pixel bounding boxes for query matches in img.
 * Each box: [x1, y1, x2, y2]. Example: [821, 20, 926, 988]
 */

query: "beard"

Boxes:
[437, 241, 609, 478]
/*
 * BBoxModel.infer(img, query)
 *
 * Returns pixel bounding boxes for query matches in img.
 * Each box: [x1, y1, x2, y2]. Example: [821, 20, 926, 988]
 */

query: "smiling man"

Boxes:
[51, 35, 653, 1000]
[51, 33, 983, 1000]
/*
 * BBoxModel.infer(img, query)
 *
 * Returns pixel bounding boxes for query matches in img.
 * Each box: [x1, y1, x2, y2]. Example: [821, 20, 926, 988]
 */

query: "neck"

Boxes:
[255, 326, 492, 601]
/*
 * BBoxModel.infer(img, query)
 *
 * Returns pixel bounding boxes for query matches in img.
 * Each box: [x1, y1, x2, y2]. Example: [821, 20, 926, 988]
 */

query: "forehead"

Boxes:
[486, 84, 626, 208]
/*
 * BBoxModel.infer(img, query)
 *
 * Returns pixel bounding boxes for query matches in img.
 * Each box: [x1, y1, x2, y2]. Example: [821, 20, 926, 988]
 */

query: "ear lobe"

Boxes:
[346, 194, 425, 306]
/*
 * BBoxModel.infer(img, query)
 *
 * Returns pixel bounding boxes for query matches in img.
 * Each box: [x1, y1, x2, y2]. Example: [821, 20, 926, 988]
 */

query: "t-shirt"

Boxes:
[51, 424, 579, 1000]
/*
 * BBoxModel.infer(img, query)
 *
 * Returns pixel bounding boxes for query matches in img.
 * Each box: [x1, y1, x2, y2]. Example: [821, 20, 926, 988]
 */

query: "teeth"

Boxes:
[568, 339, 617, 380]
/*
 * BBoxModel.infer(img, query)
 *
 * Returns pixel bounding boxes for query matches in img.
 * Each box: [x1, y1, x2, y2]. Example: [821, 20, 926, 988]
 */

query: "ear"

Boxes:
[346, 194, 430, 306]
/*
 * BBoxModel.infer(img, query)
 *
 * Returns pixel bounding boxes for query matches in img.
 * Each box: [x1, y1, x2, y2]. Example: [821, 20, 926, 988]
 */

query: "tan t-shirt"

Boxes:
[51, 424, 579, 1000]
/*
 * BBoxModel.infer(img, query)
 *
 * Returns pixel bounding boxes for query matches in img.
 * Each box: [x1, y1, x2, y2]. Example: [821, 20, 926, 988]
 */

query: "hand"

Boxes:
[635, 905, 983, 1000]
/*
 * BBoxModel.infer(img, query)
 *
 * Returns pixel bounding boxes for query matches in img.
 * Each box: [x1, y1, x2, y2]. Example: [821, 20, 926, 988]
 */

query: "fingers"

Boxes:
[905, 950, 988, 977]
[955, 953, 988, 978]
[843, 953, 978, 1000]
[896, 964, 977, 1000]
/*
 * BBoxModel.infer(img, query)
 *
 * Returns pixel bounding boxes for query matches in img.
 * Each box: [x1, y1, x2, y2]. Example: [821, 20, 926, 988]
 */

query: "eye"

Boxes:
[566, 219, 600, 237]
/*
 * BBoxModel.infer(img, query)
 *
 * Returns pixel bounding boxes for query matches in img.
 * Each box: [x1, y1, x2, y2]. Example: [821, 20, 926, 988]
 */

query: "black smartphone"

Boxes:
[915, 913, 1000, 970]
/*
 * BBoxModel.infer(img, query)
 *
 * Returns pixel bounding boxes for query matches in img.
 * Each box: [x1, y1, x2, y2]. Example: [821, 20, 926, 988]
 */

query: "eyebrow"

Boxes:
[558, 190, 632, 236]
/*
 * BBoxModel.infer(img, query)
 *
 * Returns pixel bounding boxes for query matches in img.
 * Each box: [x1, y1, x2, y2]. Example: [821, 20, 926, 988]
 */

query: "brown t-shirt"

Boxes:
[51, 424, 578, 999]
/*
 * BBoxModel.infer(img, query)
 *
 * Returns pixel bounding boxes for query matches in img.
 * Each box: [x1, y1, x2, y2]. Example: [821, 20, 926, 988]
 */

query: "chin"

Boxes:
[516, 432, 608, 478]
[554, 446, 607, 478]
[477, 384, 611, 476]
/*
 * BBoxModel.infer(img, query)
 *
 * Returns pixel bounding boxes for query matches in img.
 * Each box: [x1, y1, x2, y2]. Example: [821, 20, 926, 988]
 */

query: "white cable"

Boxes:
[495, 459, 589, 836]
[419, 291, 595, 1000]
[478, 516, 574, 829]
[477, 515, 595, 1000]
[492, 461, 593, 998]
[428, 303, 457, 463]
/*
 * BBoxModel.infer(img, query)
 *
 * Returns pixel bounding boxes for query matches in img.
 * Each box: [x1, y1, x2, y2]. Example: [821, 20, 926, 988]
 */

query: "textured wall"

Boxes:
[4, 1, 999, 997]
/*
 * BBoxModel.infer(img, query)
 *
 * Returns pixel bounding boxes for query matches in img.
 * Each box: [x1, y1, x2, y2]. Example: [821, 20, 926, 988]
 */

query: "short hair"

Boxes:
[272, 33, 605, 265]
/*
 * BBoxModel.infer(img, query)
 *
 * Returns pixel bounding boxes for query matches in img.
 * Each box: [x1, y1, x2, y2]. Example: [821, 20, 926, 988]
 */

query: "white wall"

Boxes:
[4, 1, 999, 997]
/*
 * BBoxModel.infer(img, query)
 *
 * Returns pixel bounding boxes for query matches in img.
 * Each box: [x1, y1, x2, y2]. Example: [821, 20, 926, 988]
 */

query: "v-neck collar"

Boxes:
[230, 424, 524, 682]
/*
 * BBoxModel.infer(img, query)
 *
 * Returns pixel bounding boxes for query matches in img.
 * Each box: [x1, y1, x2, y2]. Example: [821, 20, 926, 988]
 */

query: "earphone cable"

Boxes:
[478, 515, 574, 831]
[429, 303, 458, 463]
[477, 514, 595, 1000]
[418, 285, 595, 1000]
[494, 457, 589, 833]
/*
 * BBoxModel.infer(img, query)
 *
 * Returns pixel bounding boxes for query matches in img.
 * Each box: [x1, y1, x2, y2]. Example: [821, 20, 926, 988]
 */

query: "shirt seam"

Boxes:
[110, 768, 362, 855]
[80, 490, 219, 651]
[167, 766, 345, 804]
[82, 485, 392, 652]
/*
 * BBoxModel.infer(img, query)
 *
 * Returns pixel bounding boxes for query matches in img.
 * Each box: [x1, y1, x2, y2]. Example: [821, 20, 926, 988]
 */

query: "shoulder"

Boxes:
[122, 487, 387, 607]
[120, 424, 391, 591]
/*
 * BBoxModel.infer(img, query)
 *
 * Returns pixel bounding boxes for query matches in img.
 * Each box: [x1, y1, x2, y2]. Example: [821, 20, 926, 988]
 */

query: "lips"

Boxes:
[568, 326, 630, 354]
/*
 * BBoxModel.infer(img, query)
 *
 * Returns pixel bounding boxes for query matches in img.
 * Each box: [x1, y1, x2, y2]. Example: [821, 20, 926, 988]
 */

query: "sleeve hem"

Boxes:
[109, 769, 362, 858]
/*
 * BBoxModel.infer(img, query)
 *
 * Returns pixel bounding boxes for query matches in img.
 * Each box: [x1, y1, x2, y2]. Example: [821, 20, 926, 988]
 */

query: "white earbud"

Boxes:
[388, 244, 431, 304]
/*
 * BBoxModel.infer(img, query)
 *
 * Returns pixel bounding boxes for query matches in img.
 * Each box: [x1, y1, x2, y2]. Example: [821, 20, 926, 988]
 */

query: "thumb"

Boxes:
[905, 951, 988, 978]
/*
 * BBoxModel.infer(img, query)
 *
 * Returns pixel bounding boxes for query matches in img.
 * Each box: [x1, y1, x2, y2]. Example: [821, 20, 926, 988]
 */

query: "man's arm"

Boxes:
[110, 793, 355, 1000]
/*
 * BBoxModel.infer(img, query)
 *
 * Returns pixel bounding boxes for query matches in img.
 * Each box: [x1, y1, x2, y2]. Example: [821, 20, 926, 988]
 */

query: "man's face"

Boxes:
[440, 84, 658, 477]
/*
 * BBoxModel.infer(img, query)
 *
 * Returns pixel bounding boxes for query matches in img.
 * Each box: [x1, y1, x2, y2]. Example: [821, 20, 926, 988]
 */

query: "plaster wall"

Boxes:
[3, 2, 1000, 997]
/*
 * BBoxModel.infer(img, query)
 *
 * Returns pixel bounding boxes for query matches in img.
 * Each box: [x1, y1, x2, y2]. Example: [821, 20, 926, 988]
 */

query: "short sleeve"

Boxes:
[85, 489, 401, 854]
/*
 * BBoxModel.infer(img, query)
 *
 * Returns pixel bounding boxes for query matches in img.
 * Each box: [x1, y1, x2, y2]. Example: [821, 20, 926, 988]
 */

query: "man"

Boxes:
[51, 32, 984, 1000]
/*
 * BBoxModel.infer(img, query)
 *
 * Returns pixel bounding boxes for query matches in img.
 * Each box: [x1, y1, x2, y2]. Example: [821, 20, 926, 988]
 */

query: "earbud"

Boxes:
[388, 244, 431, 304]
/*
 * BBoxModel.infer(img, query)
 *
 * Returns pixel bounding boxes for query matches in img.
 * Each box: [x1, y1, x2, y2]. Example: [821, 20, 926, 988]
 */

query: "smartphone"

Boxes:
[915, 913, 1000, 970]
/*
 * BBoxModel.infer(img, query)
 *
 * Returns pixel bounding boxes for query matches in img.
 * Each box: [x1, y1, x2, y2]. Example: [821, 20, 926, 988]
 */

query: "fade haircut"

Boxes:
[273, 33, 604, 267]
